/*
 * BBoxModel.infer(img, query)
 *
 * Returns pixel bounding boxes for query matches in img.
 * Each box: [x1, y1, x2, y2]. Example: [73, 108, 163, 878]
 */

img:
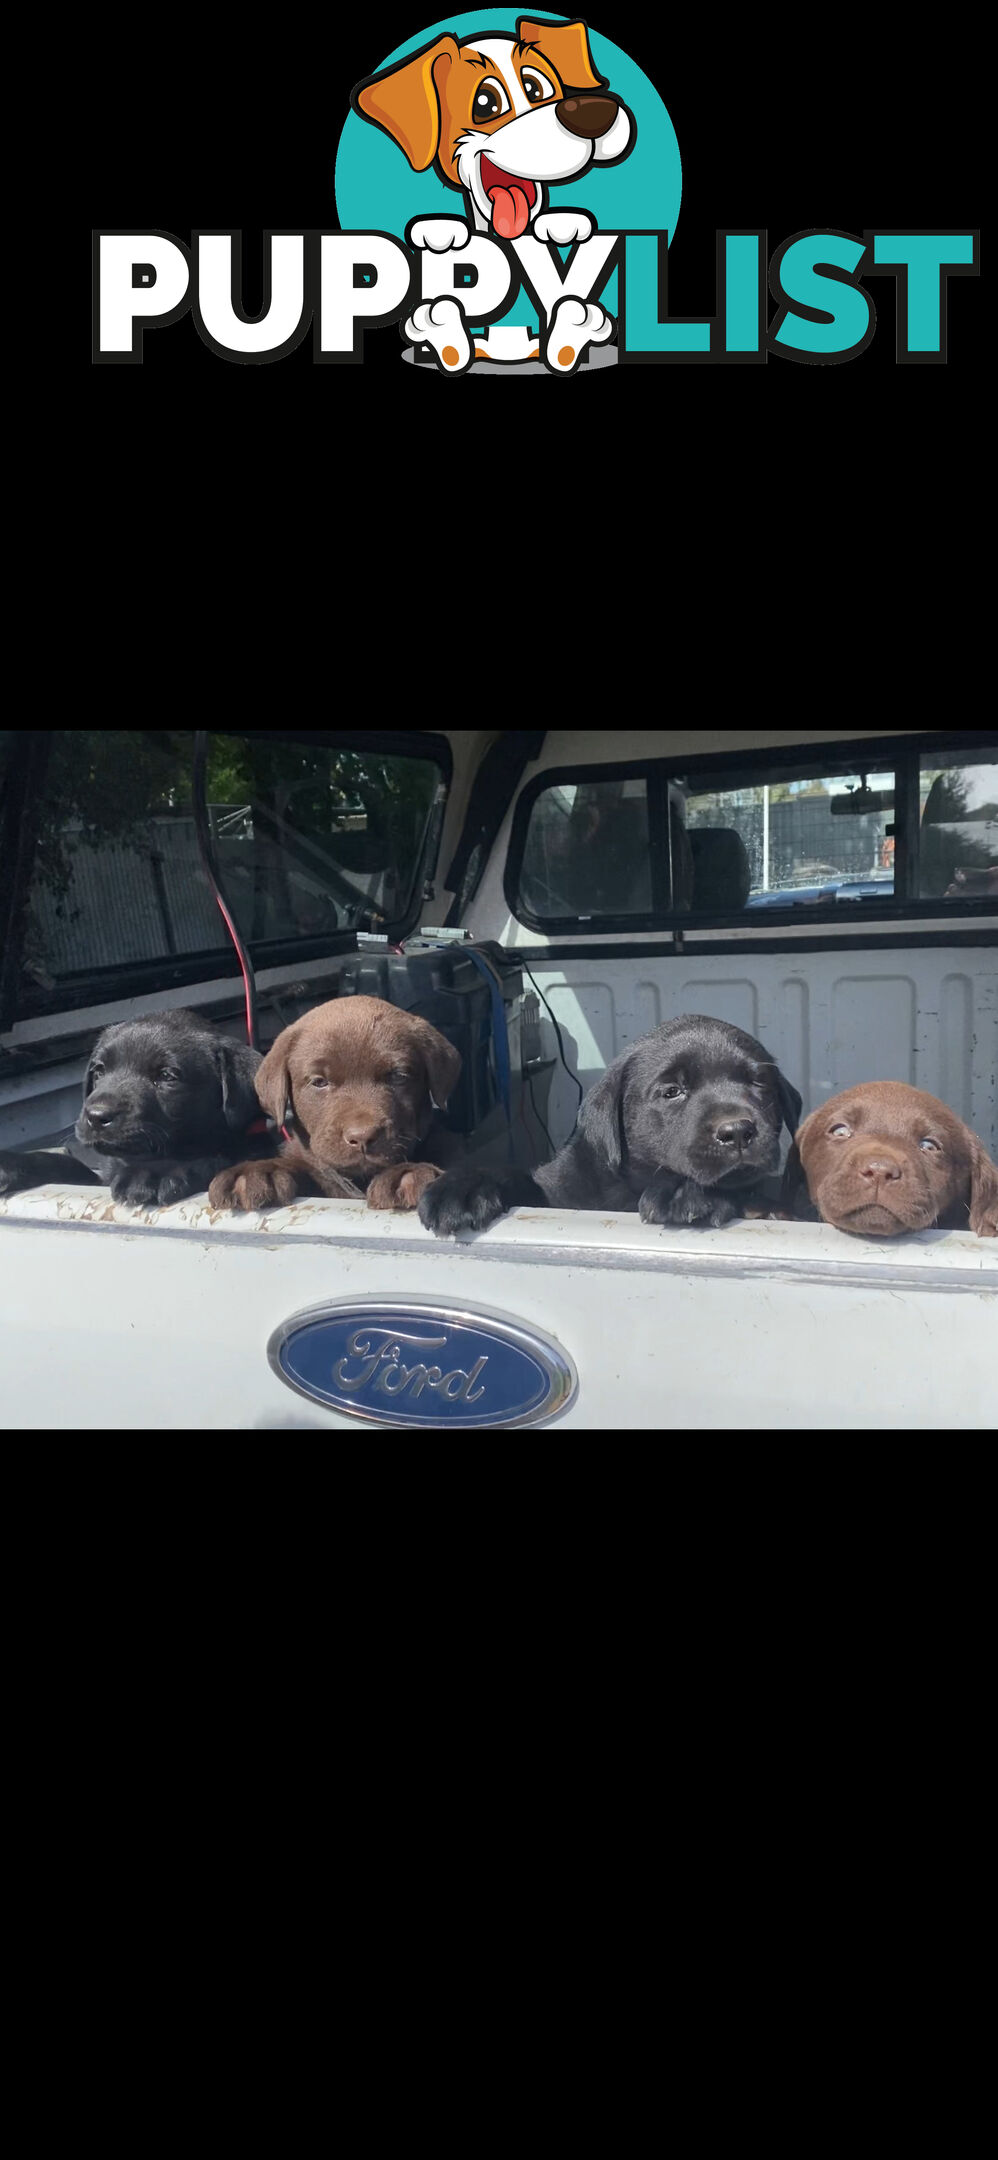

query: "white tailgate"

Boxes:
[1, 1188, 994, 1431]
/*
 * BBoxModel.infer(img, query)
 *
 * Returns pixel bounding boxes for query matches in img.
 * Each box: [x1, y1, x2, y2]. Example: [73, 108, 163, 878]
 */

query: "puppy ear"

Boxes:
[779, 1140, 808, 1216]
[215, 1039, 264, 1131]
[967, 1132, 998, 1236]
[577, 1062, 624, 1174]
[779, 1107, 817, 1215]
[254, 1023, 300, 1125]
[776, 1070, 803, 1138]
[83, 1030, 112, 1100]
[410, 1017, 462, 1111]
[517, 17, 605, 91]
[352, 35, 459, 172]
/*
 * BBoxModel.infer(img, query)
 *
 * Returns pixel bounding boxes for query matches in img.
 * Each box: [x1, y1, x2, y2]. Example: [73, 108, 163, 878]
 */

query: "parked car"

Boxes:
[745, 875, 895, 908]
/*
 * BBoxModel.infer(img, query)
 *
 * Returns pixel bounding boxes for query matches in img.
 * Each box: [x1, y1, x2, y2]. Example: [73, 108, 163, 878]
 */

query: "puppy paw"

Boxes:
[367, 1161, 443, 1211]
[545, 296, 614, 375]
[409, 217, 470, 252]
[640, 1173, 739, 1229]
[670, 1183, 715, 1226]
[404, 297, 472, 374]
[0, 1153, 37, 1199]
[684, 1193, 739, 1228]
[208, 1159, 300, 1212]
[110, 1168, 158, 1207]
[533, 210, 593, 246]
[969, 1198, 998, 1237]
[153, 1166, 202, 1207]
[638, 1169, 683, 1224]
[417, 1169, 518, 1237]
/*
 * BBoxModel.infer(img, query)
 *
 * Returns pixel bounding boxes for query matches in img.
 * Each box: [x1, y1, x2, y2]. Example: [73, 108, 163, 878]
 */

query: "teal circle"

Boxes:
[334, 12, 681, 327]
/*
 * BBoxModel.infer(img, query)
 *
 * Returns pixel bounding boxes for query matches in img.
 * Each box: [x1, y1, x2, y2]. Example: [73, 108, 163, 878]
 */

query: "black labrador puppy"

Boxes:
[418, 1014, 802, 1235]
[0, 1009, 264, 1207]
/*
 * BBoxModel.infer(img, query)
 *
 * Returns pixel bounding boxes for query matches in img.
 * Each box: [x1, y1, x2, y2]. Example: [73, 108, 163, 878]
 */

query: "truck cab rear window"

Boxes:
[2, 730, 446, 1017]
[509, 739, 998, 929]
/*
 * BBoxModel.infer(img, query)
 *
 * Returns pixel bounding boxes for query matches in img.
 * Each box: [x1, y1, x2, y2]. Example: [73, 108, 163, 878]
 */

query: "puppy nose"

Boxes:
[556, 93, 619, 140]
[342, 1119, 381, 1150]
[858, 1154, 903, 1183]
[715, 1118, 757, 1148]
[84, 1103, 117, 1131]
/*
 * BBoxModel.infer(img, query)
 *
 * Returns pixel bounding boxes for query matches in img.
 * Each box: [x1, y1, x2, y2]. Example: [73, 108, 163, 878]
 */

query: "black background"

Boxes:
[92, 8, 983, 378]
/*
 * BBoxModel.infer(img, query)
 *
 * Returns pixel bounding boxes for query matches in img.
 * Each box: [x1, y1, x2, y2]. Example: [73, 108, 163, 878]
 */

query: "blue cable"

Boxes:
[464, 948, 515, 1161]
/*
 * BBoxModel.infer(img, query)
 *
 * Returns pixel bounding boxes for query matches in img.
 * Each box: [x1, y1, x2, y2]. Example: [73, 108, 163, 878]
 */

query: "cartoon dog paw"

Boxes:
[533, 211, 594, 247]
[409, 217, 470, 253]
[545, 297, 614, 375]
[404, 297, 473, 374]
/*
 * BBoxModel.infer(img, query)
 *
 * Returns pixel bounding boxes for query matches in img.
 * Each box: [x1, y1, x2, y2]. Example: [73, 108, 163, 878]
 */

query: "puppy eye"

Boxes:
[308, 1076, 330, 1090]
[660, 1083, 683, 1101]
[90, 1063, 104, 1081]
[157, 1069, 178, 1084]
[918, 1136, 941, 1151]
[473, 78, 510, 122]
[388, 1068, 412, 1084]
[829, 1123, 851, 1138]
[521, 70, 555, 104]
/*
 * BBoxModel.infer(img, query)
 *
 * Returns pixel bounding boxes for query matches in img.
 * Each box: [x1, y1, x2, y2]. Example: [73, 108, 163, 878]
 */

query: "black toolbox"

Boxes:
[261, 942, 524, 1136]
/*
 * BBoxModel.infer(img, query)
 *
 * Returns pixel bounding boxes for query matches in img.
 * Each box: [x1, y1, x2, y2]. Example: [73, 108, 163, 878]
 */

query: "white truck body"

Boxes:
[1, 727, 994, 1431]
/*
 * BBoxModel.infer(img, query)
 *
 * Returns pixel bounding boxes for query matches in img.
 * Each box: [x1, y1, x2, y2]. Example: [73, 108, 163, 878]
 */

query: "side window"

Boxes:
[204, 737, 441, 945]
[20, 731, 217, 993]
[518, 778, 653, 920]
[7, 731, 445, 1016]
[681, 769, 895, 912]
[918, 753, 998, 899]
[513, 764, 901, 926]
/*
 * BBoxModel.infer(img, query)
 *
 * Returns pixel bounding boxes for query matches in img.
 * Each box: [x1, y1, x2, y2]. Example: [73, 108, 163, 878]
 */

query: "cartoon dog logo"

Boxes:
[352, 16, 636, 371]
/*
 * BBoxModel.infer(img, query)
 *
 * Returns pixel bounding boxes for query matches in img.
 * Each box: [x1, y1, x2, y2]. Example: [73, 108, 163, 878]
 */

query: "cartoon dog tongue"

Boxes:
[480, 155, 535, 240]
[488, 182, 531, 241]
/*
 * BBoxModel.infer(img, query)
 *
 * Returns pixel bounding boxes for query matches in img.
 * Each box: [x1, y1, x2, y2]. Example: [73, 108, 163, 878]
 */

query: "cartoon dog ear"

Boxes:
[352, 35, 460, 172]
[517, 16, 606, 91]
[776, 1070, 804, 1138]
[576, 1061, 624, 1174]
[214, 1038, 265, 1131]
[409, 1017, 462, 1111]
[254, 1023, 301, 1127]
[967, 1131, 998, 1237]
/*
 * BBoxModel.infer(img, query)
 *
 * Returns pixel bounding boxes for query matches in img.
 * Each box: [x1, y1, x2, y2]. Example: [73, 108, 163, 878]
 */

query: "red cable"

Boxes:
[214, 893, 255, 1046]
[212, 893, 291, 1142]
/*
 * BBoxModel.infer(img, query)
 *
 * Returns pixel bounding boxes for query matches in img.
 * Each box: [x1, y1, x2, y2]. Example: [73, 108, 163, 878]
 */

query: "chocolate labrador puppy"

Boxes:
[781, 1081, 998, 1236]
[0, 1009, 264, 1207]
[418, 1014, 802, 1235]
[208, 994, 462, 1212]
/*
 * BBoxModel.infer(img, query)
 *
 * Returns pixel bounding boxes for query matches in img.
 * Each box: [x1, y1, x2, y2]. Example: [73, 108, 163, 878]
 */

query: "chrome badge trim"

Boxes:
[267, 1295, 578, 1428]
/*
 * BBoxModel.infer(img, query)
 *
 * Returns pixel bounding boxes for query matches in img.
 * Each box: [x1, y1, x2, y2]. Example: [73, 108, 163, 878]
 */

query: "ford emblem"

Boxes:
[268, 1297, 577, 1428]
